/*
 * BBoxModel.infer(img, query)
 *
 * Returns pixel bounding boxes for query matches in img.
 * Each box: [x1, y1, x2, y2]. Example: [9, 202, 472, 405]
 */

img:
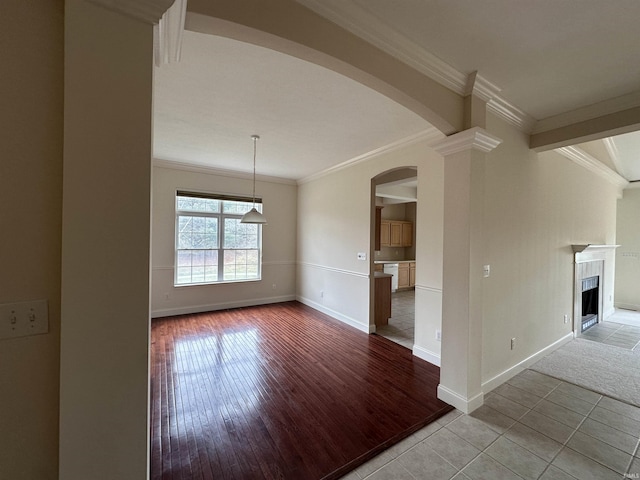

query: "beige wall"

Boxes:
[151, 165, 297, 316]
[296, 139, 444, 362]
[615, 188, 640, 310]
[482, 114, 618, 385]
[0, 1, 63, 478]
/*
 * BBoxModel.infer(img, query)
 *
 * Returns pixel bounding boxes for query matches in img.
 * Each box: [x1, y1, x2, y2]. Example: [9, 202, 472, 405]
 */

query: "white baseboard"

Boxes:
[413, 345, 441, 367]
[615, 302, 640, 312]
[481, 331, 574, 394]
[437, 384, 483, 414]
[296, 295, 372, 334]
[151, 294, 296, 318]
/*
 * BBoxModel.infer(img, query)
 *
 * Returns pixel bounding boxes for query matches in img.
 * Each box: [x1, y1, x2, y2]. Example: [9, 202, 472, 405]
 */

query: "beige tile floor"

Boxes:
[376, 289, 415, 349]
[341, 368, 640, 480]
[581, 311, 640, 350]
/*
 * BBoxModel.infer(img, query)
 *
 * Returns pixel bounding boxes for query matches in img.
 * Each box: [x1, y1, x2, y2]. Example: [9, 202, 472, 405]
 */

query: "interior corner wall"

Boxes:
[151, 165, 298, 317]
[0, 1, 63, 478]
[482, 114, 618, 387]
[615, 188, 640, 310]
[296, 139, 444, 356]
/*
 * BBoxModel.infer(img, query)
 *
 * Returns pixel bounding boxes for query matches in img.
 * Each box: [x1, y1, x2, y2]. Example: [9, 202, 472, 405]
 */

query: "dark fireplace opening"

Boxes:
[581, 276, 599, 332]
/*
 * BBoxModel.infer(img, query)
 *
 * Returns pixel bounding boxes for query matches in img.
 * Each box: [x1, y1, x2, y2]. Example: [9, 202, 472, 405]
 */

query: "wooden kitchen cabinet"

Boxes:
[402, 222, 413, 247]
[374, 273, 392, 326]
[374, 207, 383, 251]
[380, 220, 391, 247]
[398, 262, 410, 288]
[390, 222, 402, 246]
[409, 262, 416, 287]
[379, 220, 413, 248]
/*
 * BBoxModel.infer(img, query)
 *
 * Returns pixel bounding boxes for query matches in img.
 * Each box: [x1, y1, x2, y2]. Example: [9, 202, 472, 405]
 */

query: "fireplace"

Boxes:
[581, 276, 599, 332]
[572, 244, 618, 337]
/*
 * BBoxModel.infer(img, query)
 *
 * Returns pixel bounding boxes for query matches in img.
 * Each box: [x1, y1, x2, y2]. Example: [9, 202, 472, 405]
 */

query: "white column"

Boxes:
[60, 0, 171, 478]
[431, 127, 501, 413]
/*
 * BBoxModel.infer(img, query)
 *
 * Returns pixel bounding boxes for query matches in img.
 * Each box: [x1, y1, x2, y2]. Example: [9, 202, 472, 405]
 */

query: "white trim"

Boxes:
[481, 332, 574, 394]
[151, 294, 297, 318]
[87, 0, 173, 24]
[487, 96, 537, 133]
[297, 261, 369, 279]
[413, 345, 440, 367]
[296, 295, 372, 333]
[572, 244, 619, 261]
[437, 385, 484, 414]
[414, 284, 443, 294]
[153, 158, 297, 185]
[154, 0, 186, 66]
[431, 127, 502, 156]
[615, 303, 640, 312]
[297, 0, 537, 135]
[297, 129, 443, 185]
[602, 137, 629, 180]
[296, 0, 467, 94]
[465, 72, 500, 103]
[555, 146, 628, 190]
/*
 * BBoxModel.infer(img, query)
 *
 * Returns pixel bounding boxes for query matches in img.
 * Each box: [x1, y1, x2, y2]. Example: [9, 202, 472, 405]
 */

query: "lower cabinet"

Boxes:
[397, 262, 416, 289]
[409, 262, 416, 287]
[398, 263, 410, 289]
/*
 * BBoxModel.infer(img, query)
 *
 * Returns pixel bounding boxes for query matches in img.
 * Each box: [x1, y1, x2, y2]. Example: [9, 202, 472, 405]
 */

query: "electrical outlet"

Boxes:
[357, 252, 367, 260]
[483, 265, 490, 278]
[564, 314, 569, 324]
[510, 337, 516, 350]
[272, 283, 277, 290]
[320, 291, 324, 298]
[0, 300, 49, 340]
[435, 330, 442, 341]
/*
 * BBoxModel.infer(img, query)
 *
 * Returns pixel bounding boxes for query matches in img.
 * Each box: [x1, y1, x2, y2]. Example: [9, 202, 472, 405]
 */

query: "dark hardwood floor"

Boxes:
[150, 301, 452, 480]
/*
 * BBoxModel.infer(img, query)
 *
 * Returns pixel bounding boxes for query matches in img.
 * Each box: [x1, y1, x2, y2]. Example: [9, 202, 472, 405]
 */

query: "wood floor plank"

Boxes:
[150, 301, 452, 479]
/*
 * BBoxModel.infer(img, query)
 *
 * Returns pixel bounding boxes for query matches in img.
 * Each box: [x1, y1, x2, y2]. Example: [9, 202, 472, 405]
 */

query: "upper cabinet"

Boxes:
[379, 220, 413, 248]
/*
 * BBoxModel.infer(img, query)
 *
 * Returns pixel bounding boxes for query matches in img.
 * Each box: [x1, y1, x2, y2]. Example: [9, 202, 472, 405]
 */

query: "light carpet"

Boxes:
[531, 338, 640, 407]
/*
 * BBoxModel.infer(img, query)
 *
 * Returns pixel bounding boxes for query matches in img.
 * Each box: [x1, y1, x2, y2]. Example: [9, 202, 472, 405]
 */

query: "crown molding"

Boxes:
[297, 0, 537, 135]
[87, 0, 175, 24]
[602, 137, 630, 180]
[430, 127, 502, 156]
[465, 72, 500, 102]
[154, 0, 186, 65]
[555, 146, 628, 190]
[297, 128, 444, 185]
[297, 0, 468, 94]
[153, 158, 297, 185]
[487, 96, 537, 133]
[533, 91, 640, 134]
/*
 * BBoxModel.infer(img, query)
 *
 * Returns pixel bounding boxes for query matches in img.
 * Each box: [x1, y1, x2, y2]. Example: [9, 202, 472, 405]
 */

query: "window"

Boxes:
[175, 192, 262, 286]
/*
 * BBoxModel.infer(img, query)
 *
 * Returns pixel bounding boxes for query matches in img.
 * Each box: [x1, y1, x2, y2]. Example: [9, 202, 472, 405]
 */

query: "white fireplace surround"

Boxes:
[572, 244, 619, 336]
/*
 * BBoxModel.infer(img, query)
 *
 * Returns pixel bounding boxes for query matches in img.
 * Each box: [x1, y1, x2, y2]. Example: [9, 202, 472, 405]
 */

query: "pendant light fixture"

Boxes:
[240, 134, 267, 224]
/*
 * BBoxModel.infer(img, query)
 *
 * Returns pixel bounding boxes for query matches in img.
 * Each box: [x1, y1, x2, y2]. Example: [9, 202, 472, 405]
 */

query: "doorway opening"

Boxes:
[371, 168, 417, 349]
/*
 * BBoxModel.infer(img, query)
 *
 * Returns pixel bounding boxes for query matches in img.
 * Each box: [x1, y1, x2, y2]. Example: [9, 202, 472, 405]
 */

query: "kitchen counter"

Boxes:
[374, 260, 415, 264]
[374, 271, 393, 278]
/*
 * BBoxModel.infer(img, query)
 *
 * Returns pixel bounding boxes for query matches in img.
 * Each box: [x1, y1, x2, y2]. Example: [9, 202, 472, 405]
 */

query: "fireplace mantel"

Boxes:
[572, 244, 620, 253]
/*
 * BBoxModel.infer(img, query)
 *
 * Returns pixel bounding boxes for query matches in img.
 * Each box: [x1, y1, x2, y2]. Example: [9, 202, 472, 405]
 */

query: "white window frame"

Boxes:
[174, 191, 263, 286]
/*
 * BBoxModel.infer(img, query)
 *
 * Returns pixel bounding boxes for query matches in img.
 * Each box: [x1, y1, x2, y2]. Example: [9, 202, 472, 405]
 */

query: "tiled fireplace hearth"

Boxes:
[572, 244, 619, 336]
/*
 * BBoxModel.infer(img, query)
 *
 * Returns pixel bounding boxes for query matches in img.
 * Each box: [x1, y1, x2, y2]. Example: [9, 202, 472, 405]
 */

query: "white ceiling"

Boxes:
[153, 1, 640, 182]
[153, 31, 431, 180]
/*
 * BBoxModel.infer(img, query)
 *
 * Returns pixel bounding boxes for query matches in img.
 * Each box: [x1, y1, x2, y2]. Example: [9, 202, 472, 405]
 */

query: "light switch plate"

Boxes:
[0, 300, 49, 340]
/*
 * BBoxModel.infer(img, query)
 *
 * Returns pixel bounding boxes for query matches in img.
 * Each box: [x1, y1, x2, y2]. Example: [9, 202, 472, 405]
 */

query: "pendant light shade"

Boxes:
[241, 135, 267, 224]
